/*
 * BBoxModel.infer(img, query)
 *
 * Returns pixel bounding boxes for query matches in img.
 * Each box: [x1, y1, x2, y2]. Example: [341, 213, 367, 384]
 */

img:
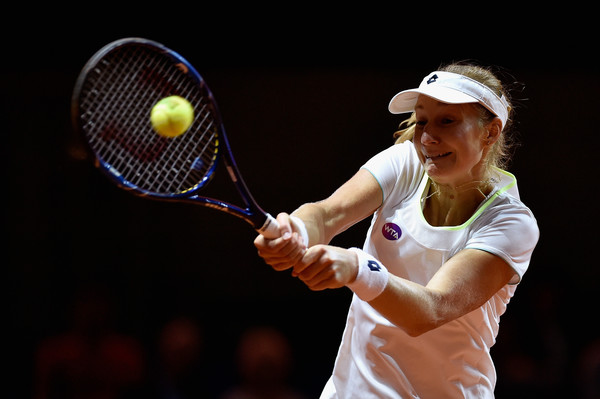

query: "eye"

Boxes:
[441, 118, 455, 125]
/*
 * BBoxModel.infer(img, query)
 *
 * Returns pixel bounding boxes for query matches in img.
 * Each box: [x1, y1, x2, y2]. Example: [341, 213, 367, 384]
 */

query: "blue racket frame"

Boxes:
[72, 38, 278, 236]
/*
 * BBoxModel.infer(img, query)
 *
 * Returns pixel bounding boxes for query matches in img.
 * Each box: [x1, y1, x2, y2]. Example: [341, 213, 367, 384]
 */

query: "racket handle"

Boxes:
[258, 213, 281, 239]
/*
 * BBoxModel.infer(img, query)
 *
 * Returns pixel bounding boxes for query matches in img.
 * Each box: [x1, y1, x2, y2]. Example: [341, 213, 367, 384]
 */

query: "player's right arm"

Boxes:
[254, 168, 382, 270]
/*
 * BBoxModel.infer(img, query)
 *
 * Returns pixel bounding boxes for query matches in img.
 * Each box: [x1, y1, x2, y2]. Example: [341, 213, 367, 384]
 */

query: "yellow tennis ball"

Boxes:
[150, 96, 194, 138]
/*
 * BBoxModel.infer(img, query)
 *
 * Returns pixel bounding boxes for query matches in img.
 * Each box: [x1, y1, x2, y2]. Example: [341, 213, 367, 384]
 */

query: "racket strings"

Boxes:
[106, 50, 169, 171]
[114, 48, 201, 190]
[153, 103, 216, 193]
[79, 43, 219, 195]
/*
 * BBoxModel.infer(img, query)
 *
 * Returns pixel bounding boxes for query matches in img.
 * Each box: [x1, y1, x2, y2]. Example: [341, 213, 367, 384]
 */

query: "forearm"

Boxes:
[291, 201, 358, 247]
[291, 170, 382, 247]
[369, 277, 445, 337]
[363, 249, 515, 337]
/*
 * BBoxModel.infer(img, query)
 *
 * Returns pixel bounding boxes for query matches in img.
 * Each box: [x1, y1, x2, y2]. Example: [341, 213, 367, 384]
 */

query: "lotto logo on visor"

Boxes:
[426, 74, 438, 84]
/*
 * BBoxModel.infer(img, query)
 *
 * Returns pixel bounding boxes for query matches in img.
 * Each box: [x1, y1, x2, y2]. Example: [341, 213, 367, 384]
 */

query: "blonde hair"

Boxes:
[393, 63, 515, 171]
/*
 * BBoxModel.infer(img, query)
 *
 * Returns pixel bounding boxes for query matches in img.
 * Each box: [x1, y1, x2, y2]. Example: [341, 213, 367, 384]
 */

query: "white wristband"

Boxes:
[290, 215, 309, 246]
[346, 248, 389, 301]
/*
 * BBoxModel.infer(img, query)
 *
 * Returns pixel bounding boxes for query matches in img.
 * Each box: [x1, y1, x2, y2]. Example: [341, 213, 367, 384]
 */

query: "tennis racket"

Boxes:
[71, 37, 280, 238]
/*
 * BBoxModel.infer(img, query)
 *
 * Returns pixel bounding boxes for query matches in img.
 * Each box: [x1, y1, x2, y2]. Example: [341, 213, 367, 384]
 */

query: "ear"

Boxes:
[484, 117, 502, 146]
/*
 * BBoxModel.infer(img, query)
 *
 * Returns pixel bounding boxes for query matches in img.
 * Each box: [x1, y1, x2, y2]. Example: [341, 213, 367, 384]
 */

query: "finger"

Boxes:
[291, 248, 313, 276]
[301, 263, 350, 291]
[269, 260, 294, 271]
[262, 232, 304, 258]
[258, 234, 306, 271]
[276, 212, 293, 240]
[292, 245, 325, 277]
[299, 267, 336, 291]
[253, 233, 268, 250]
[254, 212, 293, 250]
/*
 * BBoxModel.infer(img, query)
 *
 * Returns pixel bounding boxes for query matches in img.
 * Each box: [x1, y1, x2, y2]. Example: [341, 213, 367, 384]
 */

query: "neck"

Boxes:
[423, 179, 493, 226]
[431, 179, 493, 199]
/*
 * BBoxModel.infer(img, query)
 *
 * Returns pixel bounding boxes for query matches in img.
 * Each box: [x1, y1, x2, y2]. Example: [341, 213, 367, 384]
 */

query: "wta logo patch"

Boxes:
[382, 222, 402, 241]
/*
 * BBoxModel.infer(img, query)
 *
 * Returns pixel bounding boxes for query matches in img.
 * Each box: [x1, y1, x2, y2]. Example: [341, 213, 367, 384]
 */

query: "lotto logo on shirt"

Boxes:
[382, 222, 402, 241]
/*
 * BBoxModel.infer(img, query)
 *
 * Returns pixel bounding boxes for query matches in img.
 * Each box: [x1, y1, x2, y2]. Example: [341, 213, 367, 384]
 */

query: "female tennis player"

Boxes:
[254, 63, 539, 398]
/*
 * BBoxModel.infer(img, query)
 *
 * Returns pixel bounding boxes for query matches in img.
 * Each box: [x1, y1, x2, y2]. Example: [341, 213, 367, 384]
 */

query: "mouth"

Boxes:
[425, 152, 451, 161]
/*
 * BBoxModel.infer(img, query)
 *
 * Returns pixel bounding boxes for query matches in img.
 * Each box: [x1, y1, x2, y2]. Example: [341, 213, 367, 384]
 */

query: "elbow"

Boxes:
[369, 282, 452, 337]
[397, 305, 448, 337]
[403, 320, 441, 337]
[404, 326, 427, 338]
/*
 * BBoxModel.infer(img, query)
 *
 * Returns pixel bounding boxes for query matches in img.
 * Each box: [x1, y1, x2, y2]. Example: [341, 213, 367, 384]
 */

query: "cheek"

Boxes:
[456, 126, 486, 156]
[454, 140, 481, 163]
[412, 137, 427, 164]
[458, 143, 487, 173]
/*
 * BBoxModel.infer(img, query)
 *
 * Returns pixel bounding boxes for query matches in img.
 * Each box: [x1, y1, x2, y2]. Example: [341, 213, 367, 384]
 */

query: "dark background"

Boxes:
[4, 7, 599, 399]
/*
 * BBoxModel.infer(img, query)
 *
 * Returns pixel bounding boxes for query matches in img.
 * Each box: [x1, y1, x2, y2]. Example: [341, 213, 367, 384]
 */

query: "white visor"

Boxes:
[388, 71, 510, 130]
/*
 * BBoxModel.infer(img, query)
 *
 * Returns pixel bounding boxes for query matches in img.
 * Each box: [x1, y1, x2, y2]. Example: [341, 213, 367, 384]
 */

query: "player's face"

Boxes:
[413, 95, 489, 187]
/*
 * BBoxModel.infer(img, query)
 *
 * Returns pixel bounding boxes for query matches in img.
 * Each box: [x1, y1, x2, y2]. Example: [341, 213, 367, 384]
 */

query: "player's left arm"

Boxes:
[369, 249, 516, 336]
[255, 169, 382, 271]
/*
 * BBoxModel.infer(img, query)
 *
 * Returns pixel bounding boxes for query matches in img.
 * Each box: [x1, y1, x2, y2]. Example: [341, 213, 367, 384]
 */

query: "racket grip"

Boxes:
[258, 213, 281, 239]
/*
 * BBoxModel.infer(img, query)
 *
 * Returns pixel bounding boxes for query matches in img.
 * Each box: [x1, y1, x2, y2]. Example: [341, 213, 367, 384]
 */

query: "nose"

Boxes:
[420, 129, 439, 145]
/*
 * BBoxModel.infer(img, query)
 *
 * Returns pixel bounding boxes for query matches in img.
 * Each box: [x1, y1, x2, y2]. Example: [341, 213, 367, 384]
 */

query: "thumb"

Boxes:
[276, 213, 293, 240]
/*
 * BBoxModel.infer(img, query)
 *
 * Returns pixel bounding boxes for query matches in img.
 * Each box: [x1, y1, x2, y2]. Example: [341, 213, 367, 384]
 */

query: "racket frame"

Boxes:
[71, 38, 278, 237]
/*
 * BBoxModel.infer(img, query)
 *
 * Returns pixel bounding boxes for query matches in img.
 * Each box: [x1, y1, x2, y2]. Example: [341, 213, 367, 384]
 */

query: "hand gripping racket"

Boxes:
[71, 37, 280, 238]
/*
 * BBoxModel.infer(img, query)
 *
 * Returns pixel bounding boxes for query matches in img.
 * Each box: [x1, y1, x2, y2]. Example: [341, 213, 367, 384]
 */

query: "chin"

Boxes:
[424, 163, 445, 180]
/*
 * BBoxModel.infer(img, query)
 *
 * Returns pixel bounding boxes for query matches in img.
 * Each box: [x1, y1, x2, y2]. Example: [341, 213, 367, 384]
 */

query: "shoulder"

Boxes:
[468, 192, 540, 282]
[361, 141, 424, 200]
[484, 168, 538, 233]
[478, 192, 539, 239]
[366, 140, 419, 163]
